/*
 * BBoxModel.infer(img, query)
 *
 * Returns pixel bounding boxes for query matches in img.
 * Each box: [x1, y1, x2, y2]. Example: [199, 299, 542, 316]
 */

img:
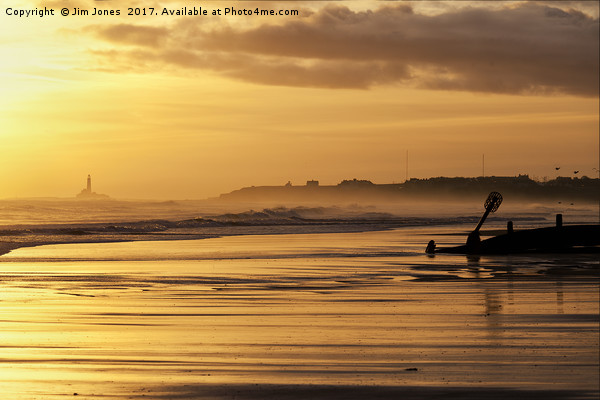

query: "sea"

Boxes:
[0, 199, 598, 399]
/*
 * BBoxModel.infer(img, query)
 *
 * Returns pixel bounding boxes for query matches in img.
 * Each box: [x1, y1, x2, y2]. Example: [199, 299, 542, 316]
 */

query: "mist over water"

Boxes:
[1, 196, 597, 226]
[0, 196, 596, 265]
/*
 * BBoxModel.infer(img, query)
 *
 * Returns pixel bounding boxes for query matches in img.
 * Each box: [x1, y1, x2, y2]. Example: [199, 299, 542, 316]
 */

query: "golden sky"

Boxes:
[1, 0, 598, 199]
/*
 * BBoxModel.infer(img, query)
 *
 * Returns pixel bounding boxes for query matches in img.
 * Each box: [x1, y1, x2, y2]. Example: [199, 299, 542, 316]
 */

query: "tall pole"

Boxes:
[405, 150, 409, 182]
[482, 154, 485, 177]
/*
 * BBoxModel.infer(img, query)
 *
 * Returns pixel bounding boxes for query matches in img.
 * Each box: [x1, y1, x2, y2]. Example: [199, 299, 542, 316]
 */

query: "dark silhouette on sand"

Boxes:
[430, 192, 600, 255]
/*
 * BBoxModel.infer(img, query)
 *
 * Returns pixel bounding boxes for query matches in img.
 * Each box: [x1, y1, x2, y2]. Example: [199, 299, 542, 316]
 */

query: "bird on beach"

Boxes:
[555, 167, 560, 170]
[573, 170, 579, 174]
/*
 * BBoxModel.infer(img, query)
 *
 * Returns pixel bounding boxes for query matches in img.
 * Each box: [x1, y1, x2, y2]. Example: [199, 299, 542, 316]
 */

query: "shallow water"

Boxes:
[0, 227, 598, 399]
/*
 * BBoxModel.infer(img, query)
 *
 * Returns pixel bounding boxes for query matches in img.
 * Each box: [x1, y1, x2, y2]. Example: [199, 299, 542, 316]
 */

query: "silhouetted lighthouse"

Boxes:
[76, 174, 108, 199]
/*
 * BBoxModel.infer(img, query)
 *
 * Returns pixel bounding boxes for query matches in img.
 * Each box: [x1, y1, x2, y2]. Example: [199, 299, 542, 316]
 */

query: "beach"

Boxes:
[3, 0, 599, 397]
[0, 226, 597, 399]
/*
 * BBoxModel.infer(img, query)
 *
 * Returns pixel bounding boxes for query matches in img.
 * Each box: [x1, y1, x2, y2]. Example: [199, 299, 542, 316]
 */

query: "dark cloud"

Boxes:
[87, 3, 599, 96]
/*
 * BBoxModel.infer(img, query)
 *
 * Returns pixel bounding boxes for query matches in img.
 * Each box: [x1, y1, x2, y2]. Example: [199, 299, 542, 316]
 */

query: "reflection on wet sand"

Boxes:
[0, 229, 598, 399]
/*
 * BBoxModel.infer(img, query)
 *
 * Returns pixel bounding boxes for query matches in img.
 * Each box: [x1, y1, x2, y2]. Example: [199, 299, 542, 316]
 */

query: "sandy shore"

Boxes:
[0, 229, 597, 399]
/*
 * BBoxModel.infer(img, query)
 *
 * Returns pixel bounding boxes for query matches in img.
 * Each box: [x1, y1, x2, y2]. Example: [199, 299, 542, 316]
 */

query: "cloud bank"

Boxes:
[88, 2, 599, 96]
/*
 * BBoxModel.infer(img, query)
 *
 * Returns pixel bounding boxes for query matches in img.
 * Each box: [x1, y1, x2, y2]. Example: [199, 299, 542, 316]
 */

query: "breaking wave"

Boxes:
[0, 206, 547, 256]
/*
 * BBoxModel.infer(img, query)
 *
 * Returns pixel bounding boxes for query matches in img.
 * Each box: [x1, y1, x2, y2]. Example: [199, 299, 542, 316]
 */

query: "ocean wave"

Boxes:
[0, 206, 547, 256]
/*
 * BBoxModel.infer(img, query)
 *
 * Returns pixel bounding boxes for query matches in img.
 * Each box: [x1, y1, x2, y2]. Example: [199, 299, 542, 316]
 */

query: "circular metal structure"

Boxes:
[484, 191, 503, 212]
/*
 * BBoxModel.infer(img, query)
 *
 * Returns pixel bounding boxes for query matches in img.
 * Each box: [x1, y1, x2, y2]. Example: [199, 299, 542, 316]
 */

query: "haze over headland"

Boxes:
[2, 174, 598, 242]
[1, 0, 598, 200]
[219, 176, 600, 204]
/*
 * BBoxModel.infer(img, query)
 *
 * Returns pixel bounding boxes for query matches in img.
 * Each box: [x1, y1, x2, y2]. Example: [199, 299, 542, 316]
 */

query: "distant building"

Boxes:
[306, 180, 319, 187]
[338, 179, 374, 187]
[76, 174, 109, 199]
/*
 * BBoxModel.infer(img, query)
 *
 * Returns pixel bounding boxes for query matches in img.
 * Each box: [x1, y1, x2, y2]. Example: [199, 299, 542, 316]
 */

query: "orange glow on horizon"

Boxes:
[1, 0, 598, 199]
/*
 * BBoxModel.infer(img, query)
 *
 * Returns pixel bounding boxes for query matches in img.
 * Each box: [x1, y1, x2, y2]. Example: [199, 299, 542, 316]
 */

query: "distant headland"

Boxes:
[219, 175, 599, 203]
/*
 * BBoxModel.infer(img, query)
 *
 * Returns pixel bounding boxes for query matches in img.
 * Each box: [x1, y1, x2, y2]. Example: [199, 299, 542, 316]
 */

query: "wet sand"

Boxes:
[0, 229, 598, 399]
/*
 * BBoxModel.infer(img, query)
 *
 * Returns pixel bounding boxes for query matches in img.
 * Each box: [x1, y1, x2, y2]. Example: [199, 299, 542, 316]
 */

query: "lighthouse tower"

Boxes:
[76, 174, 109, 199]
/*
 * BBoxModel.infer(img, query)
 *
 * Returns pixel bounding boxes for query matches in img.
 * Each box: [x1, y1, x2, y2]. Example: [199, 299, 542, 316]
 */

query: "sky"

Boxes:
[1, 0, 598, 199]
